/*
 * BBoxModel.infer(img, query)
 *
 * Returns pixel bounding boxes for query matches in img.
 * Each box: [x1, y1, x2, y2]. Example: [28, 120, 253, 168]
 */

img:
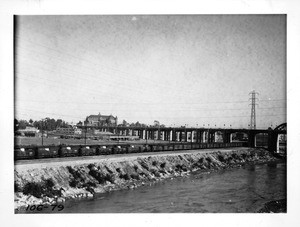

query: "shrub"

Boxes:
[104, 174, 115, 183]
[130, 173, 140, 180]
[85, 181, 97, 187]
[160, 162, 166, 168]
[150, 168, 160, 177]
[44, 178, 55, 189]
[69, 179, 78, 188]
[152, 161, 158, 166]
[159, 169, 166, 174]
[154, 172, 161, 177]
[206, 157, 212, 163]
[218, 154, 225, 162]
[119, 173, 130, 180]
[231, 153, 238, 159]
[85, 186, 95, 194]
[227, 156, 233, 162]
[175, 164, 182, 170]
[14, 182, 21, 192]
[133, 165, 139, 171]
[89, 169, 111, 184]
[140, 162, 149, 171]
[87, 164, 95, 169]
[105, 166, 114, 174]
[198, 157, 204, 163]
[116, 168, 121, 173]
[181, 165, 188, 172]
[23, 182, 43, 198]
[191, 163, 200, 169]
[67, 166, 82, 180]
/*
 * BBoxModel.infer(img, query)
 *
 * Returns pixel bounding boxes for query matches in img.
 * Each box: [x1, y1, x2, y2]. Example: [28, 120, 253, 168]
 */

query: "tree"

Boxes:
[29, 119, 33, 125]
[18, 120, 27, 129]
[14, 119, 19, 132]
[105, 118, 110, 126]
[56, 119, 63, 128]
[153, 120, 160, 127]
[135, 121, 141, 127]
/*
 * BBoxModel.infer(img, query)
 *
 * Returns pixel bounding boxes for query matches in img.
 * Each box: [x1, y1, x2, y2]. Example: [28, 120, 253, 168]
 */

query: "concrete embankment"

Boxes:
[14, 148, 279, 211]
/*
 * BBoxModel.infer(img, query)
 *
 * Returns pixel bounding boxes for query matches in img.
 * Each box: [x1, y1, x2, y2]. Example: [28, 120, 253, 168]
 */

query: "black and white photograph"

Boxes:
[13, 14, 287, 213]
[0, 0, 300, 226]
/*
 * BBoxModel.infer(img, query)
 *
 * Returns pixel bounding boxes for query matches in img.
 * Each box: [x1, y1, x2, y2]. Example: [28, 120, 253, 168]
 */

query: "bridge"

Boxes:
[77, 123, 287, 153]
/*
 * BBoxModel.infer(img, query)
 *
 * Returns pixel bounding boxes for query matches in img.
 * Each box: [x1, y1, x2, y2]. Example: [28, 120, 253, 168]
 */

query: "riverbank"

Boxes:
[257, 199, 287, 213]
[14, 148, 281, 212]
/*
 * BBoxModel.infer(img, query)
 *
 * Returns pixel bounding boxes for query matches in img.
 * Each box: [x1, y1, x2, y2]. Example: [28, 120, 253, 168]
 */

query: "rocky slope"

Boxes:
[14, 148, 279, 211]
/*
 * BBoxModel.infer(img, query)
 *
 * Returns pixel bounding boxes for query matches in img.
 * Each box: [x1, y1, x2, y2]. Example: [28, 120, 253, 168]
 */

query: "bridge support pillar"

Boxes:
[184, 131, 188, 142]
[172, 129, 176, 141]
[223, 131, 231, 143]
[268, 130, 278, 153]
[248, 131, 256, 148]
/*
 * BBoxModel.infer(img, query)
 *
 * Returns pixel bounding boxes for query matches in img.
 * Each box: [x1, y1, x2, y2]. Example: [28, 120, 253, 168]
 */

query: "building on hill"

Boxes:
[16, 126, 39, 137]
[85, 113, 118, 126]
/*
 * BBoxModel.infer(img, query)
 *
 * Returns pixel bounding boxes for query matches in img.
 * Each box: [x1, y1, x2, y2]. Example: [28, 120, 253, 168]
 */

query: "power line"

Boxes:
[15, 99, 285, 111]
[16, 106, 286, 121]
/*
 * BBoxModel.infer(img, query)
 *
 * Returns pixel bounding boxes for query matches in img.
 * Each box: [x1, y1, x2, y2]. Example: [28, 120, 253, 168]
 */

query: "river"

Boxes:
[24, 162, 286, 213]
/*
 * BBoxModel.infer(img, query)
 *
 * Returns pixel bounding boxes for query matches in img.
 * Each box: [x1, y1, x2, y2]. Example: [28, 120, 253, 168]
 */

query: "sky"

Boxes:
[15, 15, 286, 129]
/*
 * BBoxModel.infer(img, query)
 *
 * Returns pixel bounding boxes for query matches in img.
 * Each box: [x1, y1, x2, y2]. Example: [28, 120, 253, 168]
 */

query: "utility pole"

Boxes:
[41, 119, 44, 146]
[249, 90, 259, 129]
[84, 125, 87, 145]
[145, 125, 148, 145]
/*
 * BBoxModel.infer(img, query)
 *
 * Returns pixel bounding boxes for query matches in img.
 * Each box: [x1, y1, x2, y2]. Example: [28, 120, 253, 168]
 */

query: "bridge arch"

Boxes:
[230, 132, 249, 143]
[214, 131, 224, 142]
[274, 123, 286, 131]
[255, 132, 269, 148]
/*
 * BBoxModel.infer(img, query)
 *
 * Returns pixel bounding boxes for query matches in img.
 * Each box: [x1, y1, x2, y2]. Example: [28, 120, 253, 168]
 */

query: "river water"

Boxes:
[28, 162, 287, 213]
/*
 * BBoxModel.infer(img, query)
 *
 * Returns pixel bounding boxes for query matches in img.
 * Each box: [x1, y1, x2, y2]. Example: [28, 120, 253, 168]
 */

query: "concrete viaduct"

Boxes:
[78, 123, 286, 153]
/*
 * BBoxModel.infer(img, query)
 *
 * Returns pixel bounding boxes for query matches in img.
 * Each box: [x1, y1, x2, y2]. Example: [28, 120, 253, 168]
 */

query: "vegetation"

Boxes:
[206, 157, 212, 163]
[152, 160, 158, 166]
[119, 173, 130, 180]
[23, 182, 43, 198]
[140, 162, 150, 171]
[218, 154, 225, 162]
[160, 162, 166, 168]
[22, 178, 61, 198]
[130, 173, 140, 180]
[87, 164, 114, 184]
[14, 118, 71, 132]
[133, 165, 139, 171]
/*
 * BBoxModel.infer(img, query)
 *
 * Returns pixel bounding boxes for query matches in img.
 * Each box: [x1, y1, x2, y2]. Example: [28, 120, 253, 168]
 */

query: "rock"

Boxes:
[87, 193, 93, 198]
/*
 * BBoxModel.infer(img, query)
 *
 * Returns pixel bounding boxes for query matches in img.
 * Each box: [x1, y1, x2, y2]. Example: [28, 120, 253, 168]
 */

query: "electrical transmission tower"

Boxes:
[249, 90, 259, 129]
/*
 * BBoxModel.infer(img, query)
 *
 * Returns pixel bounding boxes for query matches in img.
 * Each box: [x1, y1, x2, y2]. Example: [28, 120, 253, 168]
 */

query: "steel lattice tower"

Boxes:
[249, 90, 259, 129]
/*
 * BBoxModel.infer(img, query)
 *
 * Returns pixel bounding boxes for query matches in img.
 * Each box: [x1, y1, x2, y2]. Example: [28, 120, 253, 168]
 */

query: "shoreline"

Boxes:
[14, 148, 283, 212]
[257, 198, 287, 213]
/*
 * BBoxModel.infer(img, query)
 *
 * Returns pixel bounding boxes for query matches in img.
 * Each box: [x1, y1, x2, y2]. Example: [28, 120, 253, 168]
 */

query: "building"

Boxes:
[85, 113, 118, 126]
[56, 127, 75, 134]
[74, 128, 82, 135]
[16, 126, 39, 137]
